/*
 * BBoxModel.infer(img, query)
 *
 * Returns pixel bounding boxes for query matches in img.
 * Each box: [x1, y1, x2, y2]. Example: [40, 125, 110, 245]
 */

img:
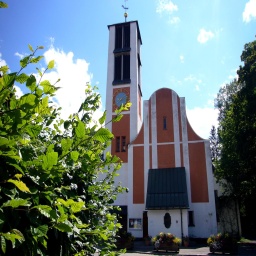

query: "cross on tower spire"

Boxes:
[122, 0, 128, 22]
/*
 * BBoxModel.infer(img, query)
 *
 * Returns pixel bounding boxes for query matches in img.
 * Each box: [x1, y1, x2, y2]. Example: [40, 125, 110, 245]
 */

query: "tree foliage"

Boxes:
[214, 38, 256, 235]
[209, 125, 220, 163]
[0, 45, 129, 255]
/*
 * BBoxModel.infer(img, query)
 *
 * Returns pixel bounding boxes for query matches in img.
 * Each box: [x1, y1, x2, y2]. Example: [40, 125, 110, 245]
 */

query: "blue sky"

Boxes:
[0, 0, 255, 138]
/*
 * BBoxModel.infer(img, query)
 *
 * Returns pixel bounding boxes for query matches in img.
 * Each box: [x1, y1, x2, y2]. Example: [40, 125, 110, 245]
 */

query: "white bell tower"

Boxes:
[105, 20, 143, 161]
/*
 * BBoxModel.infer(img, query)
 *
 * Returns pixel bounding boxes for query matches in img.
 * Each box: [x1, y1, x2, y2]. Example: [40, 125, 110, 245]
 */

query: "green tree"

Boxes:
[209, 125, 220, 163]
[0, 45, 129, 255]
[215, 38, 256, 236]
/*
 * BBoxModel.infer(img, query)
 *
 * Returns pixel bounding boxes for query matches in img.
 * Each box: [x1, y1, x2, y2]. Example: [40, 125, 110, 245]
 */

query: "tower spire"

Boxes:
[122, 0, 128, 22]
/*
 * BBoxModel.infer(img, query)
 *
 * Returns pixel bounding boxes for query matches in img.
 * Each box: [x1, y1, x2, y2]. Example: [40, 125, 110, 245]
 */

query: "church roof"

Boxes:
[146, 167, 189, 210]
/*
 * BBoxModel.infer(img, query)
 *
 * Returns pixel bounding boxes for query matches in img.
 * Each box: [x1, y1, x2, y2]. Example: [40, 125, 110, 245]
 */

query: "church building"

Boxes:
[105, 20, 218, 240]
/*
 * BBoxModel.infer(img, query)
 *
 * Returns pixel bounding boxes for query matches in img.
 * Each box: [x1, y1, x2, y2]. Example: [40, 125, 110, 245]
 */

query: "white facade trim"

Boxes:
[151, 93, 158, 169]
[172, 91, 181, 167]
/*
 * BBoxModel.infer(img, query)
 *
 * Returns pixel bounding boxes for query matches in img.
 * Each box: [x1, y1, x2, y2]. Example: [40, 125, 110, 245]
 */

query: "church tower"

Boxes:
[105, 21, 143, 162]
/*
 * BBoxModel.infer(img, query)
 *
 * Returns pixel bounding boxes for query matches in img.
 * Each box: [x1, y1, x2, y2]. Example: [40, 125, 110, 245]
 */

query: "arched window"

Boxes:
[164, 212, 171, 228]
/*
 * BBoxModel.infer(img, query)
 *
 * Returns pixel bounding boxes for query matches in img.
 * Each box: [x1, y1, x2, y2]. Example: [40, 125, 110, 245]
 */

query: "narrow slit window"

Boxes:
[163, 116, 167, 130]
[116, 136, 120, 152]
[121, 136, 126, 152]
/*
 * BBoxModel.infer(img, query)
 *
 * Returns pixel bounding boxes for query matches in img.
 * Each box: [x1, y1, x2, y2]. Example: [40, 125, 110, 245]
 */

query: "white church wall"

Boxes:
[114, 163, 129, 205]
[148, 210, 188, 239]
[128, 204, 145, 238]
[188, 203, 217, 238]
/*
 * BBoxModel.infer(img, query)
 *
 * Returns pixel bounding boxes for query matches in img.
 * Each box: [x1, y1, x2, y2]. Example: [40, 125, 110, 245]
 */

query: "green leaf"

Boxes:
[56, 198, 68, 207]
[0, 1, 8, 8]
[0, 236, 6, 254]
[3, 72, 16, 88]
[28, 44, 34, 52]
[0, 209, 5, 227]
[20, 56, 30, 68]
[54, 223, 72, 233]
[0, 137, 9, 147]
[30, 56, 44, 64]
[113, 114, 123, 122]
[11, 229, 25, 242]
[1, 151, 21, 160]
[61, 138, 72, 153]
[26, 75, 37, 91]
[63, 121, 71, 130]
[0, 65, 9, 74]
[76, 223, 90, 229]
[16, 73, 29, 84]
[70, 151, 79, 161]
[36, 67, 43, 77]
[1, 188, 17, 199]
[32, 205, 52, 218]
[40, 80, 55, 94]
[47, 60, 55, 69]
[0, 89, 9, 106]
[99, 111, 106, 125]
[7, 179, 31, 193]
[9, 163, 24, 174]
[2, 198, 31, 208]
[14, 174, 22, 180]
[70, 201, 84, 213]
[19, 94, 36, 108]
[31, 225, 48, 238]
[42, 152, 58, 171]
[35, 87, 43, 97]
[26, 125, 42, 138]
[75, 121, 85, 139]
[99, 232, 108, 240]
[94, 128, 113, 143]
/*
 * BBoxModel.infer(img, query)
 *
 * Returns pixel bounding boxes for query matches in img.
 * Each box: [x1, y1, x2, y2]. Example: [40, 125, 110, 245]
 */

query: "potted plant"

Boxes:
[183, 236, 190, 247]
[115, 231, 135, 250]
[207, 232, 238, 254]
[151, 232, 181, 252]
[143, 235, 152, 245]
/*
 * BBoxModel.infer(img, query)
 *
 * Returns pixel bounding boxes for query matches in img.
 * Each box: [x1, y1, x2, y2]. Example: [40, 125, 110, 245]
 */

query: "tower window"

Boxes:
[115, 26, 123, 49]
[115, 24, 130, 50]
[163, 116, 167, 130]
[114, 54, 130, 83]
[113, 24, 131, 85]
[116, 136, 126, 152]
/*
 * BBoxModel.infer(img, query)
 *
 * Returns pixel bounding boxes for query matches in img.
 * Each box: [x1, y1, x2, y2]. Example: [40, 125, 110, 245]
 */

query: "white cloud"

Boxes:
[243, 0, 256, 22]
[0, 53, 7, 68]
[40, 45, 103, 123]
[197, 29, 214, 44]
[186, 107, 218, 139]
[169, 16, 180, 24]
[14, 85, 24, 98]
[183, 74, 202, 91]
[179, 55, 184, 63]
[15, 52, 25, 59]
[156, 0, 178, 14]
[156, 0, 180, 24]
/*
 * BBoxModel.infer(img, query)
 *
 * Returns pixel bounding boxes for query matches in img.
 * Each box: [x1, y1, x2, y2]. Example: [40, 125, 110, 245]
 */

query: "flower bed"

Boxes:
[207, 232, 238, 254]
[152, 232, 180, 252]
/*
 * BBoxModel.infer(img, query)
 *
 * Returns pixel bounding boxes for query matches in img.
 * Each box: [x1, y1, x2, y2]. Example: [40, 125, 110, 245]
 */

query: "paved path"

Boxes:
[120, 241, 256, 256]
